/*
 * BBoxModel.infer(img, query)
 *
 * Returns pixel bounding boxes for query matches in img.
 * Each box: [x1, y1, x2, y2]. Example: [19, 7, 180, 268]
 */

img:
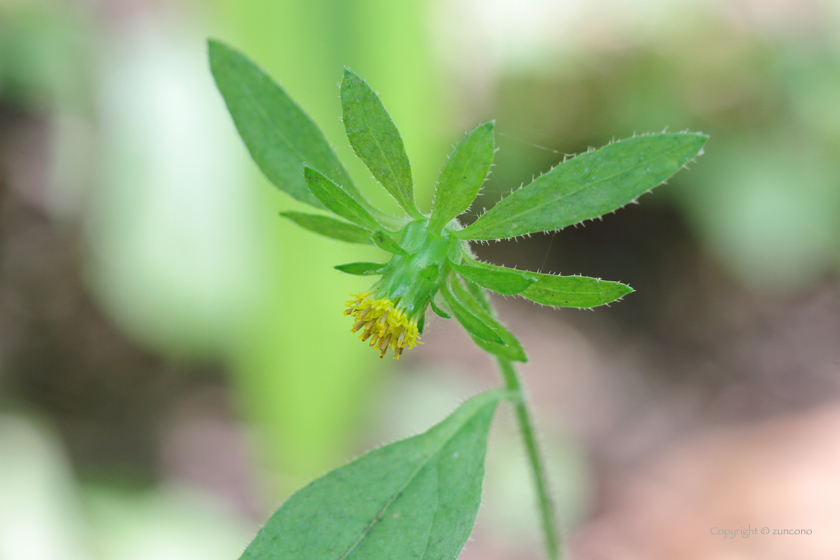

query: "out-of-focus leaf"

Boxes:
[341, 68, 420, 218]
[333, 262, 386, 276]
[449, 277, 527, 362]
[208, 40, 365, 208]
[371, 231, 408, 255]
[239, 390, 504, 560]
[420, 264, 439, 282]
[450, 260, 535, 296]
[455, 133, 708, 240]
[428, 122, 495, 234]
[303, 166, 384, 231]
[429, 297, 451, 318]
[440, 283, 504, 345]
[279, 212, 373, 244]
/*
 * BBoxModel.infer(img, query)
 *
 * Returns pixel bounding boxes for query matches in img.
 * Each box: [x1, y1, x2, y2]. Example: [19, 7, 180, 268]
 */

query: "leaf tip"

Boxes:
[342, 66, 360, 83]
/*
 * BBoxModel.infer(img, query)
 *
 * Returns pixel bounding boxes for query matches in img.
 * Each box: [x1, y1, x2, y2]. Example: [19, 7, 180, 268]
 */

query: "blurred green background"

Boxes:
[2, 0, 840, 559]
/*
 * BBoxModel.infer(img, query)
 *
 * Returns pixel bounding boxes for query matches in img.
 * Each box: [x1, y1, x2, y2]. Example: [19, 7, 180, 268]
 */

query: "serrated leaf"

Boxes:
[209, 40, 365, 209]
[428, 122, 495, 234]
[341, 68, 420, 218]
[460, 258, 633, 308]
[239, 389, 504, 560]
[280, 212, 373, 244]
[334, 262, 386, 276]
[440, 283, 504, 345]
[455, 132, 708, 240]
[450, 260, 535, 296]
[371, 231, 408, 255]
[304, 166, 384, 231]
[449, 277, 527, 362]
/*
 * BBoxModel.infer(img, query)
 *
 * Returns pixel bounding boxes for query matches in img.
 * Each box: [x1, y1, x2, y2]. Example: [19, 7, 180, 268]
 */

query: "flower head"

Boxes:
[344, 292, 421, 359]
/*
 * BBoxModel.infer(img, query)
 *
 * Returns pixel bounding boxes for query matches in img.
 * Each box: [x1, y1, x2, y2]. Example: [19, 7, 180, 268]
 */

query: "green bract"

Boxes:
[209, 39, 706, 363]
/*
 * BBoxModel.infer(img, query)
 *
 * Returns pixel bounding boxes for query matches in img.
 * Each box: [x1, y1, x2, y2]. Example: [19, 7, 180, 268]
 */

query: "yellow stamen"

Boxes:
[344, 291, 421, 359]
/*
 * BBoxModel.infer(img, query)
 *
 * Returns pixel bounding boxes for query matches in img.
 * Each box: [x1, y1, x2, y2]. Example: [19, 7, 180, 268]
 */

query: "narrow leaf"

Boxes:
[304, 166, 383, 231]
[430, 297, 451, 319]
[455, 132, 708, 240]
[334, 262, 386, 276]
[520, 273, 633, 308]
[450, 260, 535, 296]
[209, 40, 365, 208]
[239, 389, 504, 560]
[460, 258, 633, 307]
[341, 68, 420, 217]
[461, 277, 493, 314]
[280, 212, 373, 244]
[440, 283, 504, 345]
[372, 231, 408, 255]
[428, 122, 496, 234]
[450, 277, 527, 362]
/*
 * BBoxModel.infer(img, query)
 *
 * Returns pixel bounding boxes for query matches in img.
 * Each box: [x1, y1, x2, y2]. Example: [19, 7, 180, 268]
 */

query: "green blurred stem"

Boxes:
[497, 358, 562, 560]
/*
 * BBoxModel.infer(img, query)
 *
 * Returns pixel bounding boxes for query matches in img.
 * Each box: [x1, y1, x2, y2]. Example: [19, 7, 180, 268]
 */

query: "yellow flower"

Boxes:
[344, 291, 421, 359]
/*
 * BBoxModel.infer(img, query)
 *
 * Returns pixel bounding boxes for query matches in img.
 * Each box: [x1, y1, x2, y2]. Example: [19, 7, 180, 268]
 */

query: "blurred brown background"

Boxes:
[2, 0, 840, 559]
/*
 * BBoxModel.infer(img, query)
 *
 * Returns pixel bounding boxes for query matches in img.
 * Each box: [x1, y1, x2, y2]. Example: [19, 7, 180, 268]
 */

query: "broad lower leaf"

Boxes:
[280, 212, 373, 244]
[450, 259, 535, 296]
[371, 231, 408, 255]
[440, 283, 504, 345]
[341, 68, 421, 218]
[334, 262, 386, 276]
[428, 122, 495, 234]
[461, 258, 633, 308]
[209, 40, 365, 208]
[449, 277, 527, 362]
[239, 389, 504, 560]
[455, 132, 708, 240]
[304, 166, 383, 231]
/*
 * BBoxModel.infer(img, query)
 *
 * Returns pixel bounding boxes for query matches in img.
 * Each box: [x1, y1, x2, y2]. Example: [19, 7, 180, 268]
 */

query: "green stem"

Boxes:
[497, 358, 563, 560]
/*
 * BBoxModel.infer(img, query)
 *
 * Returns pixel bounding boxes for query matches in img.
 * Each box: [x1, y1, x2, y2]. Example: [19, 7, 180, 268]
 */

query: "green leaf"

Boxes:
[440, 283, 504, 345]
[341, 68, 420, 218]
[239, 389, 504, 560]
[430, 297, 451, 319]
[371, 231, 408, 255]
[420, 264, 439, 282]
[450, 259, 535, 296]
[449, 277, 527, 362]
[334, 262, 386, 276]
[303, 166, 384, 231]
[428, 122, 496, 234]
[461, 277, 493, 314]
[520, 273, 633, 308]
[455, 132, 708, 240]
[208, 40, 365, 208]
[460, 258, 633, 307]
[280, 212, 373, 244]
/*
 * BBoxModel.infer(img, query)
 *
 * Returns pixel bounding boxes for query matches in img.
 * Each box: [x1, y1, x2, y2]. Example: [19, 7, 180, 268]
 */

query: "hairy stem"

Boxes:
[497, 358, 562, 560]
